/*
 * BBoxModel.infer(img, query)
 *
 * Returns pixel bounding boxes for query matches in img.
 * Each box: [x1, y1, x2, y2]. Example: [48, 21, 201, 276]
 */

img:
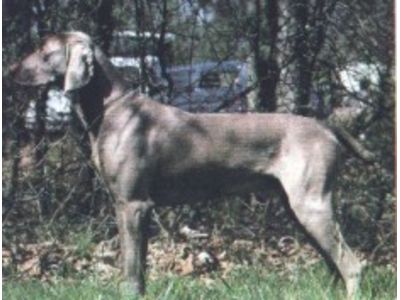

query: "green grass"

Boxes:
[3, 264, 396, 300]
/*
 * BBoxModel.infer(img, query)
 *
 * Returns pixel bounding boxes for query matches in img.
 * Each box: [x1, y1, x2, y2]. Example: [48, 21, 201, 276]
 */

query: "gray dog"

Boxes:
[12, 32, 371, 298]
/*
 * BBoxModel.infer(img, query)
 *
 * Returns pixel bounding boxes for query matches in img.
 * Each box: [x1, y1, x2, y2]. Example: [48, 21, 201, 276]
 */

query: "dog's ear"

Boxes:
[64, 42, 94, 92]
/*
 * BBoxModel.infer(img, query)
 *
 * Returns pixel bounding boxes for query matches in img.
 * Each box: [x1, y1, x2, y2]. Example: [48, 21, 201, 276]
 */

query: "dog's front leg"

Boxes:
[116, 200, 153, 296]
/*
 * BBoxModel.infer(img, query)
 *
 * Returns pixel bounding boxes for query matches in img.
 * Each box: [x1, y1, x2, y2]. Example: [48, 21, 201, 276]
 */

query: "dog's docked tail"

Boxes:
[331, 124, 376, 163]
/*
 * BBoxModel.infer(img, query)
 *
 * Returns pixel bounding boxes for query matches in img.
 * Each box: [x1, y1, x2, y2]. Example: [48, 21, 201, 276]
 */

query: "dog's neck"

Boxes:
[71, 46, 132, 145]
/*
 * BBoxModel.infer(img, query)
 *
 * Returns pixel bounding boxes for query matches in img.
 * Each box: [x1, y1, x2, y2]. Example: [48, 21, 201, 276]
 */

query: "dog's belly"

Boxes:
[149, 166, 280, 205]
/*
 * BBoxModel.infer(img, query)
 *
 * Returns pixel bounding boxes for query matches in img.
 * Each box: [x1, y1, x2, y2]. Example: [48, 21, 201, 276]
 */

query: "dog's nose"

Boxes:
[10, 63, 36, 85]
[8, 63, 20, 77]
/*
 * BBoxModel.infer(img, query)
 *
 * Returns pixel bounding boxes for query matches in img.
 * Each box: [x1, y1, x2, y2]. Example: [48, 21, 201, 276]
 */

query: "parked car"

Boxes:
[166, 60, 248, 112]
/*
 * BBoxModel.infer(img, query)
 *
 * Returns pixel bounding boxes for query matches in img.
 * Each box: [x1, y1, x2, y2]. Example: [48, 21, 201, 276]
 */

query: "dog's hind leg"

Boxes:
[278, 169, 363, 299]
[291, 192, 362, 298]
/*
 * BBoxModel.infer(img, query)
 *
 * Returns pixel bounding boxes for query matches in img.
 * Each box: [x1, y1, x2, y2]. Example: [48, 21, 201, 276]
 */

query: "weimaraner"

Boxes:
[12, 32, 372, 298]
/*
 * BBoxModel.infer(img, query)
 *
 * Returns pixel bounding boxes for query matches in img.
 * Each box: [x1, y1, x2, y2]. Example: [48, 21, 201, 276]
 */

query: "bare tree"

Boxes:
[253, 0, 280, 112]
[290, 0, 336, 116]
[94, 0, 115, 54]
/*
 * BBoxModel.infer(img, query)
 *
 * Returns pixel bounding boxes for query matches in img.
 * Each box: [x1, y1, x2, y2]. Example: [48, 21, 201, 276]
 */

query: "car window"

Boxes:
[219, 71, 237, 88]
[172, 69, 200, 89]
[199, 71, 220, 88]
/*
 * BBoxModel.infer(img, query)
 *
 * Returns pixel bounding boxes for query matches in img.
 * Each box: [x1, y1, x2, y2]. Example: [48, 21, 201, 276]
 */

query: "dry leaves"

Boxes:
[4, 228, 377, 284]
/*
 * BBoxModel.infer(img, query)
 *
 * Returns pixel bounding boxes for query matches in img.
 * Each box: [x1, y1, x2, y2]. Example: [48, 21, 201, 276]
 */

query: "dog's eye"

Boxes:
[42, 53, 51, 62]
[42, 50, 63, 63]
[42, 50, 58, 62]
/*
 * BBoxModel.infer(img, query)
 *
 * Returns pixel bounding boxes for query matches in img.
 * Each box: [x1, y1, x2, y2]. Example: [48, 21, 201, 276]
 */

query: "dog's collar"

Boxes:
[103, 88, 140, 109]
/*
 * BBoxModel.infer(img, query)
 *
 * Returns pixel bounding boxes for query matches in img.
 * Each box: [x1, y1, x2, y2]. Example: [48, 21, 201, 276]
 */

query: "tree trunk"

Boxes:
[95, 0, 115, 54]
[257, 0, 280, 112]
[133, 0, 147, 93]
[293, 0, 312, 116]
[34, 87, 50, 218]
[157, 0, 174, 100]
[250, 0, 280, 112]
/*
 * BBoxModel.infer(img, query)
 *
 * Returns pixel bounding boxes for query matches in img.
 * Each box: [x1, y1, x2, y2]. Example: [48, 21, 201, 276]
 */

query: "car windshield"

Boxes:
[109, 31, 174, 57]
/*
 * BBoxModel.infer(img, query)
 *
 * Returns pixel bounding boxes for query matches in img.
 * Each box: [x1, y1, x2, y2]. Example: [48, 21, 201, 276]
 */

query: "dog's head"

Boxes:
[11, 32, 94, 92]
